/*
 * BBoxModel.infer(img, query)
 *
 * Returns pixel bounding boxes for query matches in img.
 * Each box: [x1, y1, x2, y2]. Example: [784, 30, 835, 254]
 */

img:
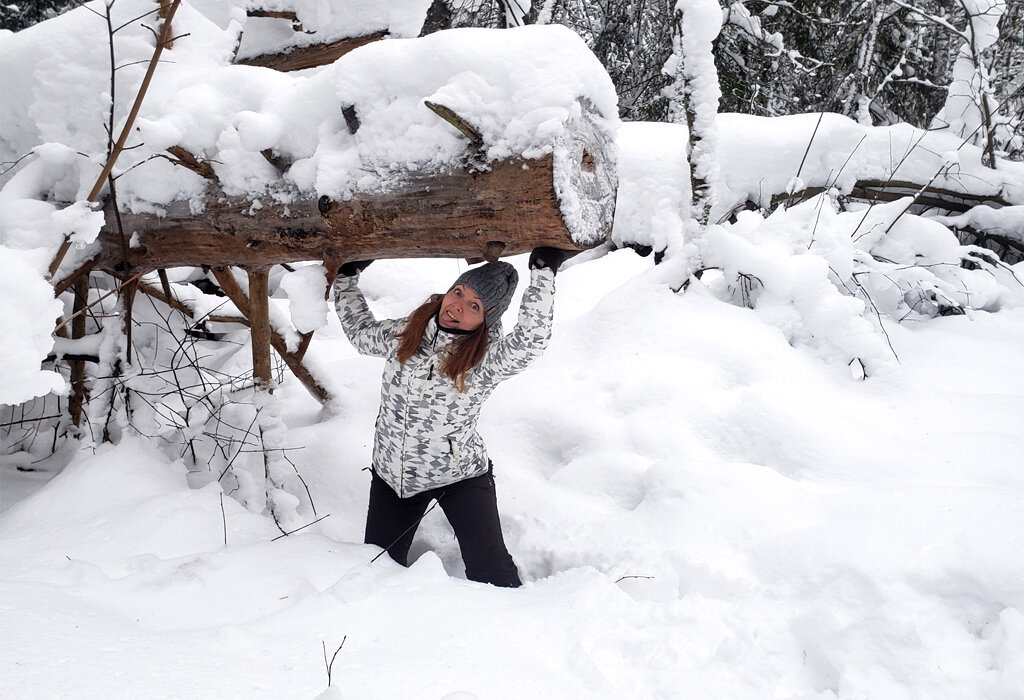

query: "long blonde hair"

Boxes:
[396, 295, 490, 392]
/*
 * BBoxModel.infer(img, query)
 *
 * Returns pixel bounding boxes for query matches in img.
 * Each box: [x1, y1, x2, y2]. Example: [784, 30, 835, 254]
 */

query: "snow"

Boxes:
[3, 253, 1024, 698]
[233, 0, 433, 60]
[0, 3, 619, 209]
[931, 0, 1005, 143]
[0, 246, 66, 404]
[714, 112, 1024, 221]
[612, 122, 691, 254]
[280, 264, 330, 334]
[2, 2, 1024, 698]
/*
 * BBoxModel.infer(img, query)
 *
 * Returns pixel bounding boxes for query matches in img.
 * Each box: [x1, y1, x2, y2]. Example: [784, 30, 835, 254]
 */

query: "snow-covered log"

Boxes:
[94, 101, 616, 273]
[71, 23, 620, 275]
[1, 8, 621, 409]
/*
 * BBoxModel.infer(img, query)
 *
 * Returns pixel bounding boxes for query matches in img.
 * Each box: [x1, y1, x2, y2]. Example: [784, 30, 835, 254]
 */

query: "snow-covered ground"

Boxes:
[2, 251, 1023, 699]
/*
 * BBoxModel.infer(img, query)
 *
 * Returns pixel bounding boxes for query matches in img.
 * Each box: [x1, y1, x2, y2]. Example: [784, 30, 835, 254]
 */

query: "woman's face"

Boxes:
[439, 284, 486, 331]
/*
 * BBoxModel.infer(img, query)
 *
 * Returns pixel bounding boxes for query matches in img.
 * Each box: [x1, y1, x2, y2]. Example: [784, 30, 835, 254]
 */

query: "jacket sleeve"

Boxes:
[477, 266, 556, 382]
[333, 274, 403, 358]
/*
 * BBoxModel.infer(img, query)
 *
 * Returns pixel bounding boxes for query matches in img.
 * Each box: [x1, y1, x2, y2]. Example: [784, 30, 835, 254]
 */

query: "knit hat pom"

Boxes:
[451, 261, 519, 327]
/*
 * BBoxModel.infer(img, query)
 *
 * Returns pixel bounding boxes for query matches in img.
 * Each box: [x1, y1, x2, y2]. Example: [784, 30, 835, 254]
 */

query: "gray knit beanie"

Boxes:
[450, 261, 519, 327]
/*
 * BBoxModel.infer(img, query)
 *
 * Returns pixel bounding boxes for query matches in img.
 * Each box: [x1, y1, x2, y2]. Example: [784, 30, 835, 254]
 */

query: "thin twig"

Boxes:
[270, 513, 331, 541]
[54, 270, 146, 334]
[0, 414, 64, 429]
[220, 492, 228, 546]
[794, 112, 825, 184]
[323, 636, 347, 687]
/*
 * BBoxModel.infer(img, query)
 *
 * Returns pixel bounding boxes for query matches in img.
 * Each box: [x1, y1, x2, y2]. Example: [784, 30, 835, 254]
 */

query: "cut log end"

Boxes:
[554, 102, 617, 247]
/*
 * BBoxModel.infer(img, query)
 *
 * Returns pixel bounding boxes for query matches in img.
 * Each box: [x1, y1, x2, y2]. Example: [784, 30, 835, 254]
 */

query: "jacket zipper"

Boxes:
[448, 438, 460, 472]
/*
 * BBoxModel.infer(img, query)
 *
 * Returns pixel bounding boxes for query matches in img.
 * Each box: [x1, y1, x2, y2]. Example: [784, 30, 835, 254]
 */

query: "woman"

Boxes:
[333, 248, 573, 588]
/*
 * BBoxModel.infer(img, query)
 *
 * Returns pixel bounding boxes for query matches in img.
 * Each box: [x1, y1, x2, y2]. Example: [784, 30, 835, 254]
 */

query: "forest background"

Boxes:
[4, 0, 1023, 155]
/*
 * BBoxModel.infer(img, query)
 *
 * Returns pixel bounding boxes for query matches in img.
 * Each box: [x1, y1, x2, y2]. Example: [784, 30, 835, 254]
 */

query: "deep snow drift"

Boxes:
[2, 1, 1024, 697]
[2, 251, 1023, 699]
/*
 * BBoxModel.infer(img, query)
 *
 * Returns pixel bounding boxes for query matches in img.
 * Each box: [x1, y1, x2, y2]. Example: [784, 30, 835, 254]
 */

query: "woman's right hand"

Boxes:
[529, 247, 576, 273]
[338, 260, 373, 277]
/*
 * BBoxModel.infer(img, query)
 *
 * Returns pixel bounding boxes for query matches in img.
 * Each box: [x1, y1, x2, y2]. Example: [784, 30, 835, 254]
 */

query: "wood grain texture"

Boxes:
[100, 155, 590, 273]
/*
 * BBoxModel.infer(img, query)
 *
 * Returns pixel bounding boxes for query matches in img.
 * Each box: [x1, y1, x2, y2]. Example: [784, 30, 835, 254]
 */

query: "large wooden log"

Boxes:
[98, 152, 607, 274]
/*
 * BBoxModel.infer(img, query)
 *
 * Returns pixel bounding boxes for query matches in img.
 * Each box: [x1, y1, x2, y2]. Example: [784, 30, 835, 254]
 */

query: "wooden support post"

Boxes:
[247, 268, 273, 390]
[212, 268, 331, 403]
[69, 275, 90, 428]
[122, 278, 138, 365]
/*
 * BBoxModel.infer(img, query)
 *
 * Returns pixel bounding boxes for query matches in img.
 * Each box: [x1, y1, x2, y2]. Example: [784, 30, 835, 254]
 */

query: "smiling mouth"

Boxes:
[444, 310, 458, 324]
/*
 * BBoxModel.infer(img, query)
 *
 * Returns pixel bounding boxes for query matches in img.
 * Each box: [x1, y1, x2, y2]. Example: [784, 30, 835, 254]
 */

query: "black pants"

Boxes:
[364, 467, 522, 588]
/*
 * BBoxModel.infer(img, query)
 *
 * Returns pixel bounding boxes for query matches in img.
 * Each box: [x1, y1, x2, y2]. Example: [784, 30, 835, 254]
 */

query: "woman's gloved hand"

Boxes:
[529, 247, 576, 272]
[338, 260, 373, 277]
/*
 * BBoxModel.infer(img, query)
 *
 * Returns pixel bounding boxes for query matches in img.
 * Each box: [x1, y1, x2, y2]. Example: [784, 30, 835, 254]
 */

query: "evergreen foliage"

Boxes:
[433, 0, 1022, 158]
[0, 0, 76, 31]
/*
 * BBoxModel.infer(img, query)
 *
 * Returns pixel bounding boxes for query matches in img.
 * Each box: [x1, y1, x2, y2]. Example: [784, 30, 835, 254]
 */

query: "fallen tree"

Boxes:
[96, 143, 611, 275]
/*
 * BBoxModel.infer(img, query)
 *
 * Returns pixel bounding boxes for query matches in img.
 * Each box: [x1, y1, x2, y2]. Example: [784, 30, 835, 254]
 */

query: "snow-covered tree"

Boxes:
[664, 0, 722, 277]
[928, 0, 1006, 166]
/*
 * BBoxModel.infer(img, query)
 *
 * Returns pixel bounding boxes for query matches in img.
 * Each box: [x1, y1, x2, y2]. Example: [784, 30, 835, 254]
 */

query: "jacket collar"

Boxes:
[425, 315, 461, 350]
[425, 313, 501, 350]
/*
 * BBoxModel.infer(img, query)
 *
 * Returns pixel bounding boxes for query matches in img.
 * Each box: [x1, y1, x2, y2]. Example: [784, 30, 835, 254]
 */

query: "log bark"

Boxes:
[235, 31, 388, 72]
[99, 154, 585, 274]
[247, 269, 273, 389]
[96, 98, 615, 275]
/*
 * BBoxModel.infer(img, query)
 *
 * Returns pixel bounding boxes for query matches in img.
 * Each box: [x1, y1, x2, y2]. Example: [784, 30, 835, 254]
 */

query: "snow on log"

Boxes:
[712, 113, 1024, 223]
[89, 24, 619, 274]
[232, 0, 429, 66]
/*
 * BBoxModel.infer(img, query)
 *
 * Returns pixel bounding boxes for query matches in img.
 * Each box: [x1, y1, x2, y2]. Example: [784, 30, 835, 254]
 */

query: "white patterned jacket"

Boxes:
[334, 267, 555, 497]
